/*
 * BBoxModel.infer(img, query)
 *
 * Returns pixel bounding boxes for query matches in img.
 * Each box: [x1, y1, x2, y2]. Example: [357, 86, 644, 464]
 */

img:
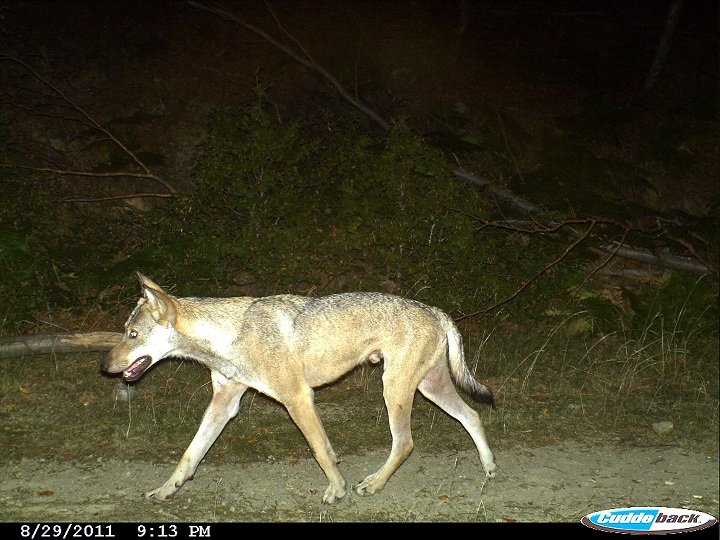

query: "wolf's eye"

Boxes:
[129, 329, 138, 339]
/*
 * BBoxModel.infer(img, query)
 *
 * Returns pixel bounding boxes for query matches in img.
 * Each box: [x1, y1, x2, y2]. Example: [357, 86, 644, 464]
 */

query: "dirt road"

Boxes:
[1, 441, 717, 523]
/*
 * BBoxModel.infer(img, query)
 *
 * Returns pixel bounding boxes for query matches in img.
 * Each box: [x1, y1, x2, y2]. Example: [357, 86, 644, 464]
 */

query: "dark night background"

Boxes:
[0, 0, 718, 524]
[3, 1, 717, 201]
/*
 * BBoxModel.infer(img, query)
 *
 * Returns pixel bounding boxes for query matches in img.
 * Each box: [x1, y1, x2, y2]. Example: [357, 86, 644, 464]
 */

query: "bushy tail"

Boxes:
[435, 309, 495, 408]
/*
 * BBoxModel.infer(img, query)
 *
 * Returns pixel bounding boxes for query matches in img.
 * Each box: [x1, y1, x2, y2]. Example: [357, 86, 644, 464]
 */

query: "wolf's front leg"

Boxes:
[145, 377, 248, 503]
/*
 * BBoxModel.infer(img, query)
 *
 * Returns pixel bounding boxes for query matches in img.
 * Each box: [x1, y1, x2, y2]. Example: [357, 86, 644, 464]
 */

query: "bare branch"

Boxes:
[187, 1, 391, 132]
[660, 226, 717, 274]
[0, 55, 177, 195]
[456, 220, 600, 321]
[480, 217, 616, 234]
[60, 193, 175, 203]
[0, 163, 166, 182]
[567, 227, 631, 305]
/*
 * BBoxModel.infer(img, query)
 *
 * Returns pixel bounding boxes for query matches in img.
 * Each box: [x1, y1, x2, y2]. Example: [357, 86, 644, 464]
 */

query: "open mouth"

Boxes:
[122, 355, 152, 381]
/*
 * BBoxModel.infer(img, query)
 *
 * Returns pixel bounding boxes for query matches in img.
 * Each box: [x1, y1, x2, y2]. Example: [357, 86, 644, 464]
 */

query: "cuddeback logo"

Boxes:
[582, 507, 717, 534]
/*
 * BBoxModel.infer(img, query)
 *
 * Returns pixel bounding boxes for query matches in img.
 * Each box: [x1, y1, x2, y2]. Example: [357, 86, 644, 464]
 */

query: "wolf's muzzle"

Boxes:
[122, 355, 152, 381]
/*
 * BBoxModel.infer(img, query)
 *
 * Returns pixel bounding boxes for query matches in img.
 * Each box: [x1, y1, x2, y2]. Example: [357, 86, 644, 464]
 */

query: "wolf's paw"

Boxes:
[482, 457, 497, 478]
[354, 472, 385, 497]
[144, 482, 180, 503]
[322, 483, 347, 504]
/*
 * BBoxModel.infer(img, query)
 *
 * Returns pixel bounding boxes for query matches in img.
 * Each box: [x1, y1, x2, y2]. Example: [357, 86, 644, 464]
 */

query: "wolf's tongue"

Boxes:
[123, 356, 152, 381]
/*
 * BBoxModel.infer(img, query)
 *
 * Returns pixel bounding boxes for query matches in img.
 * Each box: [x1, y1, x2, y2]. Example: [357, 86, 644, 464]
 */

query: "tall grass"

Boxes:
[458, 292, 717, 447]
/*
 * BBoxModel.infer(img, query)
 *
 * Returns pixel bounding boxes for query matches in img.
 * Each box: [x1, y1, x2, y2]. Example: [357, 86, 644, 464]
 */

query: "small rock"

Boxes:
[453, 102, 468, 114]
[112, 382, 135, 402]
[652, 421, 674, 434]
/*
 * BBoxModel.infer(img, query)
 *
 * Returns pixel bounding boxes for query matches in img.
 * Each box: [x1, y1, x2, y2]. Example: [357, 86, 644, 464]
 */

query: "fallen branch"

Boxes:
[596, 242, 711, 276]
[461, 213, 713, 277]
[660, 225, 717, 274]
[476, 217, 616, 234]
[452, 165, 546, 215]
[0, 332, 122, 359]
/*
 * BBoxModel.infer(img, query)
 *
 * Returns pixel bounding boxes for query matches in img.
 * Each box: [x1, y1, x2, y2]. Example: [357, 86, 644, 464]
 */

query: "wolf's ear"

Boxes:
[137, 271, 165, 293]
[137, 272, 177, 327]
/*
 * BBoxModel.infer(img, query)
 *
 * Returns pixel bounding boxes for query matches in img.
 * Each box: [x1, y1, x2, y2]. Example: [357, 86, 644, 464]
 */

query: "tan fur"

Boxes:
[103, 272, 496, 504]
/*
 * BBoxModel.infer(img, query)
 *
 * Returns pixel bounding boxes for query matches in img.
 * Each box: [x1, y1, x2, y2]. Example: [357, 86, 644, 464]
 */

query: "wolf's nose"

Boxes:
[101, 351, 120, 374]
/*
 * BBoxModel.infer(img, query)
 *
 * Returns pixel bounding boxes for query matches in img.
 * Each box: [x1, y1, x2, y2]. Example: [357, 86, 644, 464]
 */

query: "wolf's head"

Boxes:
[102, 272, 178, 381]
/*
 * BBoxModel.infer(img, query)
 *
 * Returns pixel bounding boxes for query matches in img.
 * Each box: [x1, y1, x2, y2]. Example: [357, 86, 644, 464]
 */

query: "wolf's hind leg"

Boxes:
[354, 372, 415, 496]
[283, 386, 347, 504]
[418, 364, 496, 476]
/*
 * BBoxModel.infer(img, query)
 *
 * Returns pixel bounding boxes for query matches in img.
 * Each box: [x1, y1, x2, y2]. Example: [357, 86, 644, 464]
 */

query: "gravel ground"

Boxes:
[1, 441, 717, 524]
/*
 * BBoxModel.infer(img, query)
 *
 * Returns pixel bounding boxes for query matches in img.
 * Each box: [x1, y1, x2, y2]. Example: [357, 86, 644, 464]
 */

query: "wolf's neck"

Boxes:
[171, 332, 241, 381]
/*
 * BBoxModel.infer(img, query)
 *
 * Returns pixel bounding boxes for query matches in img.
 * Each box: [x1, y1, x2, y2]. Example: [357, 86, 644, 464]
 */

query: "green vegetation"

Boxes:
[0, 166, 56, 327]
[1, 97, 717, 335]
[152, 103, 558, 315]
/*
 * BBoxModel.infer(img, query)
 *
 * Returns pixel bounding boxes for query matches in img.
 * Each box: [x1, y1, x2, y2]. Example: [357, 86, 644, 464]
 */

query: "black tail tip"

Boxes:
[486, 392, 496, 409]
[475, 385, 496, 408]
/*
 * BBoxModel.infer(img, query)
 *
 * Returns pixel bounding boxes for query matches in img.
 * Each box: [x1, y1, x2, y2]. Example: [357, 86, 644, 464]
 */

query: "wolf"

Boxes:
[102, 272, 496, 504]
